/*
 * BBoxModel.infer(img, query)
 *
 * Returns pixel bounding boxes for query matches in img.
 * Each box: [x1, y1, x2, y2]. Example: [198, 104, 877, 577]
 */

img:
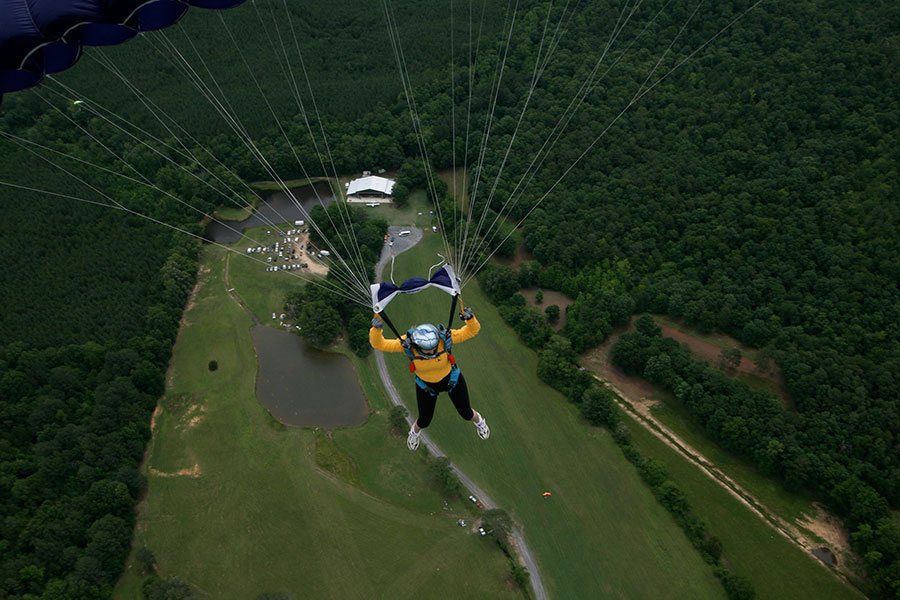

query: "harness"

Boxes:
[378, 293, 463, 397]
[402, 325, 460, 396]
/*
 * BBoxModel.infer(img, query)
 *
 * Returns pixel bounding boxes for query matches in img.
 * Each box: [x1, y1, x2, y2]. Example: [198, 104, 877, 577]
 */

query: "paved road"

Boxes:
[373, 233, 548, 600]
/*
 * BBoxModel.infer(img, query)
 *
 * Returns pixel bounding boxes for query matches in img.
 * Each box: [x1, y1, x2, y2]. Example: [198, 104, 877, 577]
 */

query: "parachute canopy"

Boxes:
[0, 0, 246, 100]
[371, 265, 460, 314]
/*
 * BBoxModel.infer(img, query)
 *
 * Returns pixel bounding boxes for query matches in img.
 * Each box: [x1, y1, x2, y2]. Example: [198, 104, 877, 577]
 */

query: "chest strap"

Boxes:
[415, 364, 461, 396]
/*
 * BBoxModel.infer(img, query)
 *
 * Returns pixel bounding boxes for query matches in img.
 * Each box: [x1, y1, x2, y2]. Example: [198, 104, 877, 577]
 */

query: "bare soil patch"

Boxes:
[798, 503, 854, 567]
[183, 265, 210, 316]
[651, 317, 793, 409]
[519, 288, 573, 330]
[580, 325, 656, 401]
[293, 232, 329, 277]
[595, 315, 793, 409]
[149, 464, 201, 478]
[150, 405, 163, 434]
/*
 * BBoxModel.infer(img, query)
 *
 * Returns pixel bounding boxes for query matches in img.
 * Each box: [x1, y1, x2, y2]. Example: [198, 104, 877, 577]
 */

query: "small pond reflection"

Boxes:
[251, 324, 368, 428]
[205, 181, 335, 244]
[812, 547, 837, 567]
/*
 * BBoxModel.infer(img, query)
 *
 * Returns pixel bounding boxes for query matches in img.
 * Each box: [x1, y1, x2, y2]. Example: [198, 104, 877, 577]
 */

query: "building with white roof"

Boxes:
[346, 175, 395, 202]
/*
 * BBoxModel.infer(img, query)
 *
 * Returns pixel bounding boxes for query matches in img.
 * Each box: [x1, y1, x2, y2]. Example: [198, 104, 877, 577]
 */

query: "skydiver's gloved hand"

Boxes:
[371, 316, 384, 330]
[460, 306, 474, 321]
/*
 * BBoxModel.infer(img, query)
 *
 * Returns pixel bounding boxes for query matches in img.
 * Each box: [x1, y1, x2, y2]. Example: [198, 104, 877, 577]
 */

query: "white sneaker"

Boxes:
[407, 425, 420, 451]
[474, 416, 490, 440]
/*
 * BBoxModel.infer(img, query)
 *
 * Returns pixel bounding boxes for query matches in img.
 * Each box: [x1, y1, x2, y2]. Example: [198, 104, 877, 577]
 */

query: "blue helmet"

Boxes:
[410, 324, 440, 354]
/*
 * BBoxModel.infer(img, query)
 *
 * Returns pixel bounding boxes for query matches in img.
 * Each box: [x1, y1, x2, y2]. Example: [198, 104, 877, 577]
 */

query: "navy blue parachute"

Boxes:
[0, 0, 245, 101]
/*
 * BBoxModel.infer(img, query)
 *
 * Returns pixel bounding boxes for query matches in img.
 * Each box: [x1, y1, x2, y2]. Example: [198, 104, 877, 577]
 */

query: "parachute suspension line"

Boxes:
[43, 72, 265, 230]
[381, 0, 456, 268]
[87, 50, 226, 179]
[19, 91, 288, 260]
[215, 11, 373, 295]
[103, 32, 363, 296]
[376, 310, 404, 341]
[0, 136, 369, 306]
[461, 0, 693, 287]
[381, 0, 454, 266]
[461, 0, 668, 282]
[458, 0, 489, 282]
[461, 0, 767, 287]
[70, 53, 317, 261]
[278, 0, 374, 290]
[462, 0, 708, 284]
[152, 29, 372, 300]
[460, 0, 645, 278]
[449, 0, 457, 264]
[457, 0, 573, 275]
[174, 19, 367, 294]
[0, 128, 271, 253]
[456, 0, 519, 278]
[0, 181, 122, 211]
[467, 0, 668, 277]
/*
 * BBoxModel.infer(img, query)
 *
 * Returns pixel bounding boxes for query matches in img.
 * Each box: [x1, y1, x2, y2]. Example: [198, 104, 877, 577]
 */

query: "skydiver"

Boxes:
[370, 306, 490, 450]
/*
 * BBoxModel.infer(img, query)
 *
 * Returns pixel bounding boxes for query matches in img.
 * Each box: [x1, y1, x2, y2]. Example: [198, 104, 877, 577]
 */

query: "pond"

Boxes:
[204, 181, 335, 244]
[251, 324, 368, 428]
[812, 547, 837, 567]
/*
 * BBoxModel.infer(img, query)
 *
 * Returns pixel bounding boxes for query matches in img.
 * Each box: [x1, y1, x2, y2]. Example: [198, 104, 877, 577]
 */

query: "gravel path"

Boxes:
[373, 232, 547, 600]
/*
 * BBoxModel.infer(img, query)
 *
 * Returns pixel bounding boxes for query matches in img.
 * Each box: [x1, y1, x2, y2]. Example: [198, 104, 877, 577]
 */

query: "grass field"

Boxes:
[624, 420, 864, 600]
[377, 235, 725, 599]
[115, 245, 522, 599]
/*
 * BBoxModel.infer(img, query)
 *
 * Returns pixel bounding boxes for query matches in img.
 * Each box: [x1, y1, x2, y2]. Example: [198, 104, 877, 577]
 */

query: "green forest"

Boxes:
[1, 0, 899, 598]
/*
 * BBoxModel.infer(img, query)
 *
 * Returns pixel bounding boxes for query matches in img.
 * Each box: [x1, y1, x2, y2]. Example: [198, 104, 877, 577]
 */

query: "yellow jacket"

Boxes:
[370, 316, 481, 383]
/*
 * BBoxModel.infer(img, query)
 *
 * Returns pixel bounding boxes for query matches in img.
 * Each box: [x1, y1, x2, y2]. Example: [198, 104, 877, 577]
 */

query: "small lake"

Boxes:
[251, 324, 368, 428]
[205, 181, 335, 244]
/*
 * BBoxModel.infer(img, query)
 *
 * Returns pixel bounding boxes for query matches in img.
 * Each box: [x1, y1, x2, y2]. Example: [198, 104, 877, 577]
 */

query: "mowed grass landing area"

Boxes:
[378, 236, 724, 599]
[116, 245, 521, 599]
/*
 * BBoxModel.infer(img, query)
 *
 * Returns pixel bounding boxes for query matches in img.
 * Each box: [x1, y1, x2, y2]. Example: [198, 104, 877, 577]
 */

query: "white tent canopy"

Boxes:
[347, 175, 395, 197]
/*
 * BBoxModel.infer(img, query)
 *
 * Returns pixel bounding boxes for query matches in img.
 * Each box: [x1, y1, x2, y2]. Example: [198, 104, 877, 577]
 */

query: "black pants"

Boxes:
[415, 370, 474, 428]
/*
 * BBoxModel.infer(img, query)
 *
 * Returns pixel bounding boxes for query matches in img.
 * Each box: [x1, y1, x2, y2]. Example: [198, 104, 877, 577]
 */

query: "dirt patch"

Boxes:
[150, 404, 163, 434]
[581, 327, 657, 401]
[181, 402, 207, 429]
[182, 265, 210, 317]
[596, 316, 793, 409]
[148, 464, 201, 478]
[798, 503, 854, 566]
[651, 318, 793, 409]
[519, 288, 573, 330]
[293, 232, 329, 277]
